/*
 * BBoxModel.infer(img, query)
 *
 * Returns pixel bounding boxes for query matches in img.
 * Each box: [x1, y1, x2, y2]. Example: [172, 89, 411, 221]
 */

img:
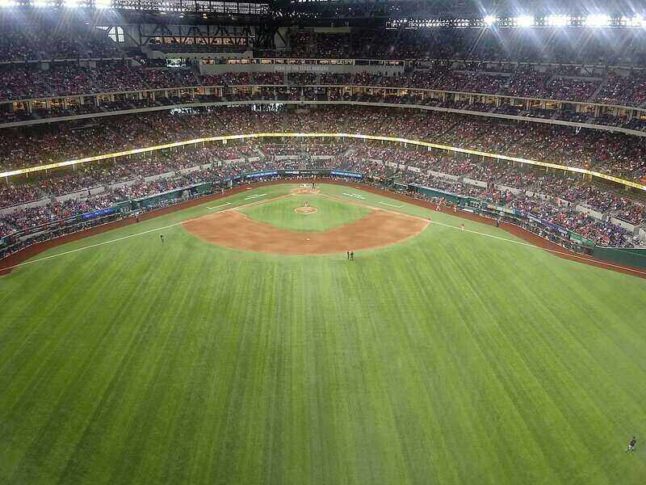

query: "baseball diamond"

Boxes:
[1, 182, 645, 485]
[183, 194, 429, 255]
[3, 6, 646, 483]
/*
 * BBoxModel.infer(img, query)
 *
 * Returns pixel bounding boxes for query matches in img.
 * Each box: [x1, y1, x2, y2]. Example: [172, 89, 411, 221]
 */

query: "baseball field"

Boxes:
[1, 183, 645, 484]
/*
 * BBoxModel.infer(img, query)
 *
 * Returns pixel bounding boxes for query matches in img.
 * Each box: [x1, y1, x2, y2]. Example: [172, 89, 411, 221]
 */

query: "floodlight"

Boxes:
[63, 0, 80, 7]
[585, 14, 611, 27]
[515, 15, 534, 28]
[546, 15, 569, 27]
[33, 0, 49, 6]
[483, 15, 497, 26]
[95, 0, 110, 8]
[624, 15, 644, 27]
[0, 0, 18, 7]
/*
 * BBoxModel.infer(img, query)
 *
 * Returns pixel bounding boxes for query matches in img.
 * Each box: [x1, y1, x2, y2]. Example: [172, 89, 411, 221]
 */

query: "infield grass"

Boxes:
[241, 194, 370, 232]
[1, 183, 645, 485]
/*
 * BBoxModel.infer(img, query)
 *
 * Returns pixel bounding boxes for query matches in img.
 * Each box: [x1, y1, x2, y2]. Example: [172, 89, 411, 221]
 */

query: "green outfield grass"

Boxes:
[241, 194, 371, 231]
[1, 183, 645, 485]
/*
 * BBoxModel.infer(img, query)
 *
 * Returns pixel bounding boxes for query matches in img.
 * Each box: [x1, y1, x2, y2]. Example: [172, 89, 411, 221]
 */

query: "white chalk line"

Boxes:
[428, 219, 646, 277]
[342, 192, 366, 200]
[330, 192, 646, 277]
[322, 193, 430, 223]
[1, 194, 279, 274]
[2, 191, 645, 278]
[379, 201, 404, 208]
[207, 202, 231, 210]
[0, 221, 187, 272]
[244, 193, 267, 200]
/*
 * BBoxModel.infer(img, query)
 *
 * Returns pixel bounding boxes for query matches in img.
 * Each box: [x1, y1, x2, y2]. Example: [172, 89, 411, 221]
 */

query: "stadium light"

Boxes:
[0, 0, 18, 7]
[63, 0, 80, 7]
[95, 0, 111, 9]
[546, 15, 570, 27]
[515, 15, 534, 28]
[585, 14, 611, 27]
[483, 15, 497, 26]
[624, 15, 644, 27]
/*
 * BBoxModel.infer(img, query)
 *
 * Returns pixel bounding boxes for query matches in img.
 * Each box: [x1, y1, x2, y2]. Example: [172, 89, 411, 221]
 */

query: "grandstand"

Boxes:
[1, 1, 646, 483]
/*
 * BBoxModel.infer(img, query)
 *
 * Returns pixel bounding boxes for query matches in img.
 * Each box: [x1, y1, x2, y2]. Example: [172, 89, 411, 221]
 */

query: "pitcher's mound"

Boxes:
[294, 206, 318, 215]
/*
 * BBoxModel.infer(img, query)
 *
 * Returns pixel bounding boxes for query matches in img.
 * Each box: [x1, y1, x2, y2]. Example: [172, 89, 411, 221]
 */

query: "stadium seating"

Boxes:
[1, 107, 644, 182]
[1, 21, 645, 257]
[1, 135, 643, 251]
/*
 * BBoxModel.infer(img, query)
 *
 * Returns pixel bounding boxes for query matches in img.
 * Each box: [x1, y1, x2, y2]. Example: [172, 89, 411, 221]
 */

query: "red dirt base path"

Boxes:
[183, 209, 428, 255]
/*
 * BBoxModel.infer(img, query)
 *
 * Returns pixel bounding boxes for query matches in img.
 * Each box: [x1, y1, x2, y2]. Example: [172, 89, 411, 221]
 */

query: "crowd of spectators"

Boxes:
[1, 63, 645, 135]
[0, 63, 201, 101]
[3, 16, 644, 66]
[1, 62, 645, 107]
[2, 16, 646, 68]
[1, 137, 643, 249]
[2, 107, 646, 183]
[596, 72, 646, 107]
[2, 17, 646, 254]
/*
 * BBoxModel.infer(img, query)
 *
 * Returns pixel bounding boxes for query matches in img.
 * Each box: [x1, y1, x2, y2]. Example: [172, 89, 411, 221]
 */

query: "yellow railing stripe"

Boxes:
[1, 133, 644, 190]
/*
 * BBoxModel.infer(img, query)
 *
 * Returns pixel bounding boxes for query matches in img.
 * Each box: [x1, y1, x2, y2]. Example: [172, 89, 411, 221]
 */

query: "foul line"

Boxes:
[2, 192, 645, 278]
[244, 193, 267, 200]
[429, 219, 646, 277]
[0, 194, 281, 274]
[207, 202, 231, 210]
[327, 192, 646, 278]
[0, 220, 187, 273]
[379, 201, 404, 208]
[322, 193, 430, 223]
[342, 192, 366, 200]
[1, 191, 301, 274]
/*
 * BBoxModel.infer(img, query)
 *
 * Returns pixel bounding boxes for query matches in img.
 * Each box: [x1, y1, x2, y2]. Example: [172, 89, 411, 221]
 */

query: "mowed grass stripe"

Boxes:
[102, 238, 216, 484]
[107, 246, 209, 483]
[387, 251, 506, 483]
[438, 233, 646, 482]
[8, 236, 159, 478]
[1, 245, 163, 482]
[408, 245, 561, 484]
[0, 184, 645, 484]
[454, 269, 594, 482]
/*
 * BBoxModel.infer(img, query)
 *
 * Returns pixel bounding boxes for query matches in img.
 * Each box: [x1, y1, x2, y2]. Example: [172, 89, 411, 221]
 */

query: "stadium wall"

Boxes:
[590, 247, 646, 269]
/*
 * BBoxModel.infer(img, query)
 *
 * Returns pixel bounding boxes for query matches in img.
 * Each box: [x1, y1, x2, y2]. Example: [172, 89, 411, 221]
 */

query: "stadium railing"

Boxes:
[2, 132, 644, 192]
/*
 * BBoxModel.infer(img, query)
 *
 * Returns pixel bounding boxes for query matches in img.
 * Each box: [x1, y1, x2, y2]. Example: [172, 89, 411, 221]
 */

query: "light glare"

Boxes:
[515, 15, 534, 28]
[585, 14, 611, 27]
[624, 15, 644, 27]
[546, 15, 569, 27]
[483, 15, 497, 26]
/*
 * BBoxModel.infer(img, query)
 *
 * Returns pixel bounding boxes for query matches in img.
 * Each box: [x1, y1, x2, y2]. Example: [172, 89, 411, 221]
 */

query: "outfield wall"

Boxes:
[590, 247, 646, 269]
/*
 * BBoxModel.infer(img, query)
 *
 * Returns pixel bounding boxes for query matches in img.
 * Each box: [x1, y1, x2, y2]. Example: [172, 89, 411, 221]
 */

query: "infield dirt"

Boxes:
[183, 208, 429, 255]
